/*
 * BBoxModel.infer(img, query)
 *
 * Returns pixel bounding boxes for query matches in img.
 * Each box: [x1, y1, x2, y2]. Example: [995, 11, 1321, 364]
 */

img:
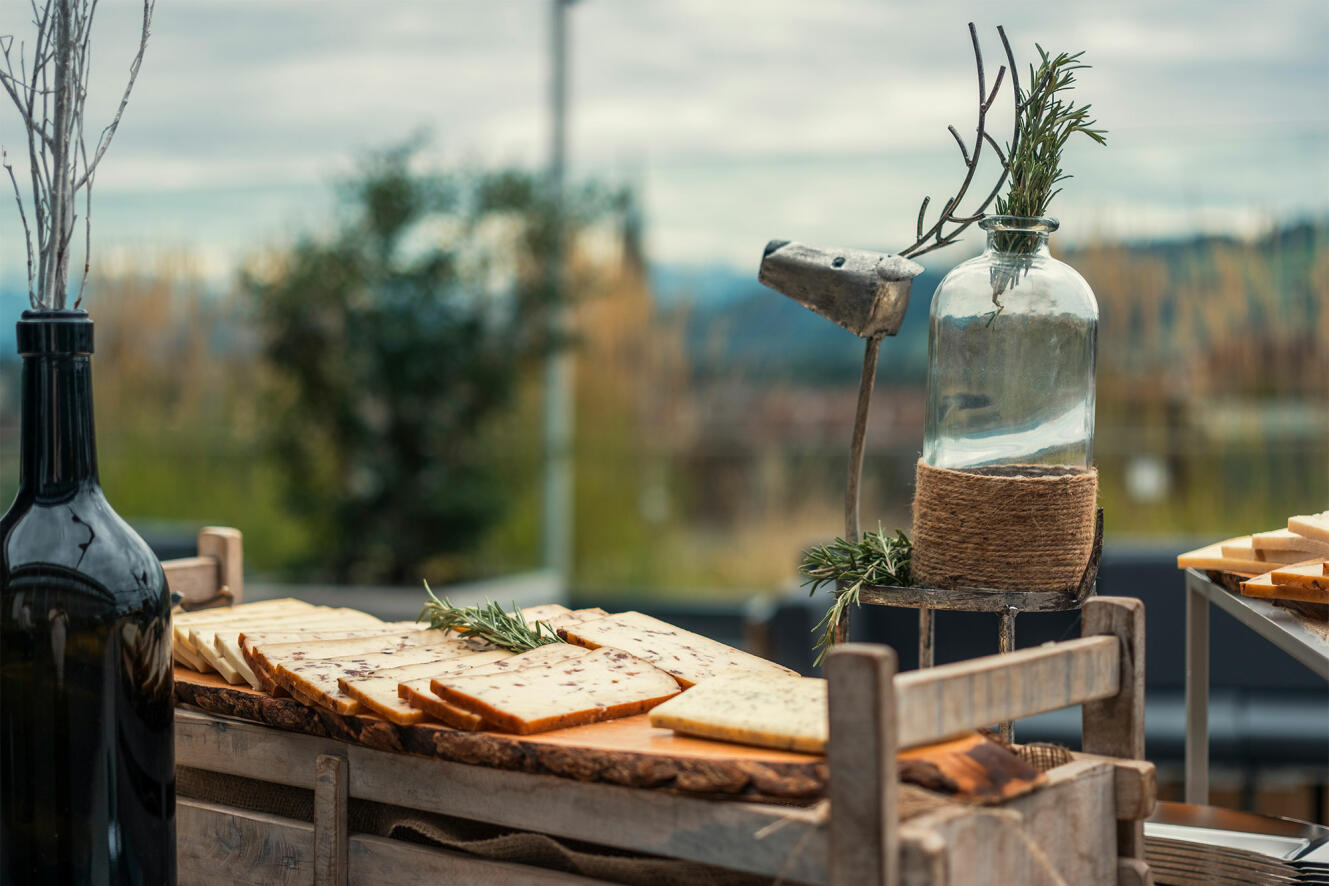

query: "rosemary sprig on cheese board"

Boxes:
[801, 526, 912, 666]
[417, 583, 566, 652]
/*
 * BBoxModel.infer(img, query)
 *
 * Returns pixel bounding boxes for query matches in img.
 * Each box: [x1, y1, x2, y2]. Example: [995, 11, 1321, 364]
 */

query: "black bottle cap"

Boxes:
[16, 309, 94, 356]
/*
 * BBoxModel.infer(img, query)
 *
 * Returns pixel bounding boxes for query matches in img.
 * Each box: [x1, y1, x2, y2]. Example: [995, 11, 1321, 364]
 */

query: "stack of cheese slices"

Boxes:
[1177, 511, 1329, 604]
[173, 601, 804, 738]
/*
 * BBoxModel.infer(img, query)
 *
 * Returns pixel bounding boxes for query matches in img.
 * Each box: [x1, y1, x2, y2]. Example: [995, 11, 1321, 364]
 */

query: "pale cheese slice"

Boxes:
[179, 608, 324, 673]
[560, 611, 798, 688]
[1176, 540, 1267, 576]
[223, 622, 409, 690]
[1289, 512, 1329, 546]
[649, 671, 827, 753]
[1269, 559, 1329, 596]
[402, 645, 593, 728]
[1251, 528, 1329, 556]
[172, 599, 316, 663]
[274, 639, 486, 713]
[193, 609, 380, 682]
[173, 641, 210, 672]
[340, 649, 515, 725]
[210, 612, 385, 688]
[1241, 566, 1329, 604]
[430, 646, 680, 734]
[1219, 537, 1263, 561]
[247, 627, 454, 694]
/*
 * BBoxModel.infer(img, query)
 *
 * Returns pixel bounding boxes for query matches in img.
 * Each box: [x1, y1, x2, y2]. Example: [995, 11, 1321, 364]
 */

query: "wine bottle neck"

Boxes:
[16, 313, 100, 500]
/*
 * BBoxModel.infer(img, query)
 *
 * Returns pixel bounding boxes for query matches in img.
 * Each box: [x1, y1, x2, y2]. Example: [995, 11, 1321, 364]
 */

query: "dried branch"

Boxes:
[0, 0, 154, 309]
[3, 149, 36, 304]
[897, 24, 1020, 260]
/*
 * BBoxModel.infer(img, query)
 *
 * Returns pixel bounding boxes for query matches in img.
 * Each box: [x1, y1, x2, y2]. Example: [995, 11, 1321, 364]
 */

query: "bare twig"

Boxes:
[3, 149, 36, 305]
[1, 0, 154, 309]
[897, 24, 1021, 260]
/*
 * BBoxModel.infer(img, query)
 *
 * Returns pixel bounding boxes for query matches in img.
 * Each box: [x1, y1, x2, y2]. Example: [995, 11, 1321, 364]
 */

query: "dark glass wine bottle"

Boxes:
[0, 310, 175, 885]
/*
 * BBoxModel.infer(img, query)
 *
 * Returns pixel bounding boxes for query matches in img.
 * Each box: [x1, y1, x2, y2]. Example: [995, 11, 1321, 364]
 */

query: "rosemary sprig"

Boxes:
[800, 526, 912, 667]
[996, 45, 1107, 223]
[417, 581, 565, 652]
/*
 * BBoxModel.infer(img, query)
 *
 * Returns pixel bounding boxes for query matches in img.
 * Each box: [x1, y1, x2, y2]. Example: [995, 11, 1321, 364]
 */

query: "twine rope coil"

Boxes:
[912, 459, 1097, 592]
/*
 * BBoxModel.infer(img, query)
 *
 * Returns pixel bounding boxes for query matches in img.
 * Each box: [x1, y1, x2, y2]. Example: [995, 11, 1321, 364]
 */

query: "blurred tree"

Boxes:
[246, 143, 623, 583]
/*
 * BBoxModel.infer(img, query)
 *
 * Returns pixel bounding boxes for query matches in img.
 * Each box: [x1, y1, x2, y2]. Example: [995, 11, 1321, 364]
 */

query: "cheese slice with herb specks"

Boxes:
[273, 639, 486, 713]
[338, 649, 514, 725]
[649, 671, 827, 753]
[560, 611, 798, 688]
[429, 646, 679, 734]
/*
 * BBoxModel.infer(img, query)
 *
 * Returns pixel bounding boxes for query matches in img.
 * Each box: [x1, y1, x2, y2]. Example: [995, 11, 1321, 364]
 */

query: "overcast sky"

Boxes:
[1, 0, 1326, 286]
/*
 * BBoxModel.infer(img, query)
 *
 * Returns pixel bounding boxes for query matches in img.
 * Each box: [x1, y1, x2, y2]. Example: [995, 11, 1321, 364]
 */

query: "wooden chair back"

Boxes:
[162, 526, 244, 611]
[826, 595, 1146, 885]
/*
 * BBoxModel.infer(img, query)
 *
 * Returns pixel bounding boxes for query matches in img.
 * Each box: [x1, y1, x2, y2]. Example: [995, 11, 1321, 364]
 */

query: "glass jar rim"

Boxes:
[979, 215, 1059, 234]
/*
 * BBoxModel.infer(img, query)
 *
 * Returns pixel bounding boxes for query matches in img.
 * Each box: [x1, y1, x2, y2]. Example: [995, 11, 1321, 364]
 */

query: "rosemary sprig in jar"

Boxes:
[417, 581, 565, 652]
[800, 526, 912, 667]
[989, 45, 1107, 316]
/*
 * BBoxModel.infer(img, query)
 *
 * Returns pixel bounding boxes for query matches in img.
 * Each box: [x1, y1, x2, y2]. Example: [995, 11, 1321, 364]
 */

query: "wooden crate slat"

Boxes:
[894, 635, 1119, 748]
[176, 710, 830, 885]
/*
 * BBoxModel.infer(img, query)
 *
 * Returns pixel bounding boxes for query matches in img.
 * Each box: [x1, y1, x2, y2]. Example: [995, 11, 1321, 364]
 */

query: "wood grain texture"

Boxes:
[179, 797, 607, 886]
[178, 798, 314, 886]
[898, 805, 1065, 886]
[894, 635, 1119, 748]
[176, 709, 830, 884]
[1072, 754, 1156, 821]
[199, 526, 244, 604]
[1004, 759, 1116, 886]
[315, 754, 348, 886]
[164, 557, 222, 609]
[1080, 597, 1147, 862]
[827, 643, 897, 886]
[1116, 857, 1154, 886]
[175, 669, 826, 802]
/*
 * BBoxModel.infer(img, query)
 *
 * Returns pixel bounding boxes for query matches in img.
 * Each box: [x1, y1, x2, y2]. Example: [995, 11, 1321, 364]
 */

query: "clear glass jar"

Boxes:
[923, 216, 1098, 470]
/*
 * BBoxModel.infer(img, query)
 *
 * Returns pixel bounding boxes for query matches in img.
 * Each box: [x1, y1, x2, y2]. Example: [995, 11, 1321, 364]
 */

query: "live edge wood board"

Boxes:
[175, 667, 827, 803]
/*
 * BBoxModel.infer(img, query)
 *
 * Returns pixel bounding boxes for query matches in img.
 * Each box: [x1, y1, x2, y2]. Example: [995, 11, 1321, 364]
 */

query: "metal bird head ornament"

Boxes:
[757, 240, 924, 339]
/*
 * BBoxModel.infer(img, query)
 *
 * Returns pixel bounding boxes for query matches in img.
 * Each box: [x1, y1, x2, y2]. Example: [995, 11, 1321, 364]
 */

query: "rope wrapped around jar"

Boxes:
[911, 460, 1098, 591]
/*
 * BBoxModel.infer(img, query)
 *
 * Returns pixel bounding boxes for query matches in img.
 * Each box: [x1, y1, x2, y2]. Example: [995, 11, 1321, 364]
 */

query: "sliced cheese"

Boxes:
[273, 640, 485, 713]
[1251, 527, 1329, 556]
[1241, 567, 1329, 604]
[223, 622, 406, 690]
[1176, 540, 1267, 576]
[341, 650, 515, 725]
[1269, 559, 1329, 595]
[648, 671, 827, 753]
[193, 609, 381, 683]
[398, 645, 593, 728]
[1219, 537, 1263, 561]
[1289, 511, 1329, 546]
[560, 611, 798, 688]
[430, 646, 680, 734]
[172, 599, 316, 669]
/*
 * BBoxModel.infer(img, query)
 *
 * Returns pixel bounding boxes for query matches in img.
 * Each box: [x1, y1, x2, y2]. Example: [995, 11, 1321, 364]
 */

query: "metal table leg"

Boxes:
[1186, 576, 1210, 804]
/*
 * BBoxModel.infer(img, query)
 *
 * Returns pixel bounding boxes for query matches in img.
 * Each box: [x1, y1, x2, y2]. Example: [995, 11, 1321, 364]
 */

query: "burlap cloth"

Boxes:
[912, 459, 1098, 591]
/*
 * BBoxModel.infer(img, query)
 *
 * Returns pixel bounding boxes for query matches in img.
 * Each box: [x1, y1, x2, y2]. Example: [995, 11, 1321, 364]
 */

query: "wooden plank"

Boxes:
[827, 644, 897, 886]
[1081, 597, 1146, 861]
[199, 526, 244, 604]
[898, 805, 1065, 886]
[179, 798, 608, 885]
[177, 798, 314, 885]
[165, 557, 222, 609]
[893, 636, 1119, 748]
[314, 754, 348, 886]
[1071, 754, 1156, 821]
[860, 582, 1090, 613]
[1004, 758, 1116, 886]
[175, 709, 830, 884]
[1116, 857, 1153, 886]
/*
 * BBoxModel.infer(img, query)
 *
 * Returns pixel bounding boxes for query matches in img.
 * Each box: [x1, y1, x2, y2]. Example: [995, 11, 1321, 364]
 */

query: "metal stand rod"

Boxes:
[1185, 579, 1210, 804]
[998, 608, 1016, 744]
[834, 334, 882, 645]
[918, 607, 935, 668]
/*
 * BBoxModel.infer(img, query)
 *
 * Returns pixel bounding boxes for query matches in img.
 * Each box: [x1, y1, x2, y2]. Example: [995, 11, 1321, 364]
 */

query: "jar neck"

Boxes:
[980, 216, 1056, 259]
[15, 313, 100, 500]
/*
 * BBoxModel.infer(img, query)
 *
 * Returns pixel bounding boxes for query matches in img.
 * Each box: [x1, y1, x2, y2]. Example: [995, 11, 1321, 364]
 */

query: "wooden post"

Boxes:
[828, 643, 898, 886]
[198, 526, 243, 605]
[314, 753, 348, 886]
[1081, 596, 1147, 863]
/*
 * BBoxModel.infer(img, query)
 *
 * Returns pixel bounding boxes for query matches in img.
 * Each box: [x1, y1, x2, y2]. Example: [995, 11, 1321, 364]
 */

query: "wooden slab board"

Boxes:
[175, 667, 826, 802]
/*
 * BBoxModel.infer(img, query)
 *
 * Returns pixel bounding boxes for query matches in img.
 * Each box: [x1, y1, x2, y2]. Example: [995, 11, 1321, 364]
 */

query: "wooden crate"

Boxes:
[172, 593, 1156, 885]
